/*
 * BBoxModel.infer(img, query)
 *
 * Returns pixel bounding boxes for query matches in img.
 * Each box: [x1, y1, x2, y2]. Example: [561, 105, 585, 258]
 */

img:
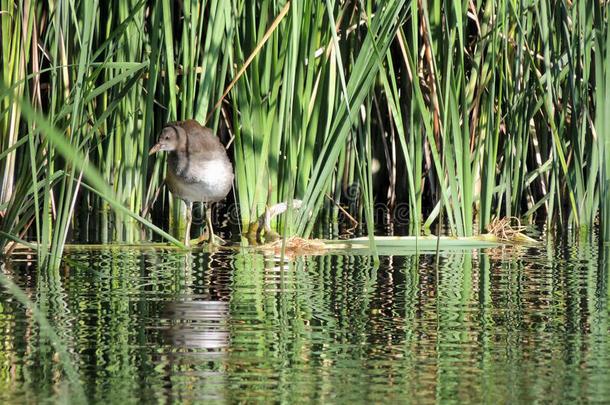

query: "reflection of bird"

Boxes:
[149, 120, 233, 246]
[164, 301, 230, 348]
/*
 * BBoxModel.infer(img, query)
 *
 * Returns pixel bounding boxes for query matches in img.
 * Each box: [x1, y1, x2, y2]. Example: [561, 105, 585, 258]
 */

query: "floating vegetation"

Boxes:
[486, 216, 538, 244]
[258, 236, 327, 258]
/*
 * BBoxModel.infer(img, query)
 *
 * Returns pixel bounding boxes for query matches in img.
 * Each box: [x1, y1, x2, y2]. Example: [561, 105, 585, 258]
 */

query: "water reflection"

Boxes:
[163, 301, 229, 349]
[149, 251, 232, 403]
[0, 237, 608, 404]
[158, 300, 229, 403]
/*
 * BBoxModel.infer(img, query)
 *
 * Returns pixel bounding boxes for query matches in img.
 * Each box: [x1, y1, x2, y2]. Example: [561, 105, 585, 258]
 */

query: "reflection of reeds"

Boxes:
[1, 0, 609, 268]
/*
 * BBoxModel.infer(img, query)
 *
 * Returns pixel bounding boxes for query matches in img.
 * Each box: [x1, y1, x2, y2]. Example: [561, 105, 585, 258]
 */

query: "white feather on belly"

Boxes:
[167, 159, 233, 203]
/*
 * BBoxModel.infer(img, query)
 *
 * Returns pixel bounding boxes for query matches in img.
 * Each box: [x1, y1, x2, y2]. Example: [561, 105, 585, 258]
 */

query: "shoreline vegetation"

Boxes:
[1, 0, 609, 268]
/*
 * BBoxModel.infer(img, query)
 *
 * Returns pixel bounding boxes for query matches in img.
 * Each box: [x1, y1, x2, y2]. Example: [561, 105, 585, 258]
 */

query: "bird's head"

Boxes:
[149, 124, 182, 155]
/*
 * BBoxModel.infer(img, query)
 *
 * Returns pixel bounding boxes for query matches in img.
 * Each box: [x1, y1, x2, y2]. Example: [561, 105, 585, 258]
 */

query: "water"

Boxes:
[1, 235, 609, 404]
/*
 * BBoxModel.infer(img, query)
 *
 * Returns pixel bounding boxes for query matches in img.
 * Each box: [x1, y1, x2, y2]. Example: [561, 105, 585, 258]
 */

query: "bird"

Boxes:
[149, 119, 233, 247]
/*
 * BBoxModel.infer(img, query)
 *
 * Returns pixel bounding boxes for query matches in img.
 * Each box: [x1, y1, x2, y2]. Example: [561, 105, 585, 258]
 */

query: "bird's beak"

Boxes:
[148, 143, 161, 155]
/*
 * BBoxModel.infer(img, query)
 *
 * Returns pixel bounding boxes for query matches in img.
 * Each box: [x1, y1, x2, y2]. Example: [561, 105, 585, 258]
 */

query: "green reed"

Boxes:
[1, 0, 610, 267]
[595, 2, 610, 241]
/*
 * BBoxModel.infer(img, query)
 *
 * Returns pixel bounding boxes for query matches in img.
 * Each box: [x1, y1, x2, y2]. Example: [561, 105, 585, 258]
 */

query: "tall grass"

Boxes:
[1, 0, 610, 266]
[595, 2, 610, 241]
[0, 0, 185, 269]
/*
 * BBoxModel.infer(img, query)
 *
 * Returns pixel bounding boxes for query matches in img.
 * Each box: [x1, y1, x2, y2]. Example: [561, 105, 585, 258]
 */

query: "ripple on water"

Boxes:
[0, 237, 609, 403]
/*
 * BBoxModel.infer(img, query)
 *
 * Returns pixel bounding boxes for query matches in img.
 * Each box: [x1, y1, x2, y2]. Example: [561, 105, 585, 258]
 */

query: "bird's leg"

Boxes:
[185, 201, 193, 247]
[205, 204, 215, 243]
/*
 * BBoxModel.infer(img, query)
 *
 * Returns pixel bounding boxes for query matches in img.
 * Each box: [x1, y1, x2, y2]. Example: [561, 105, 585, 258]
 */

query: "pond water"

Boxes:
[0, 233, 609, 404]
